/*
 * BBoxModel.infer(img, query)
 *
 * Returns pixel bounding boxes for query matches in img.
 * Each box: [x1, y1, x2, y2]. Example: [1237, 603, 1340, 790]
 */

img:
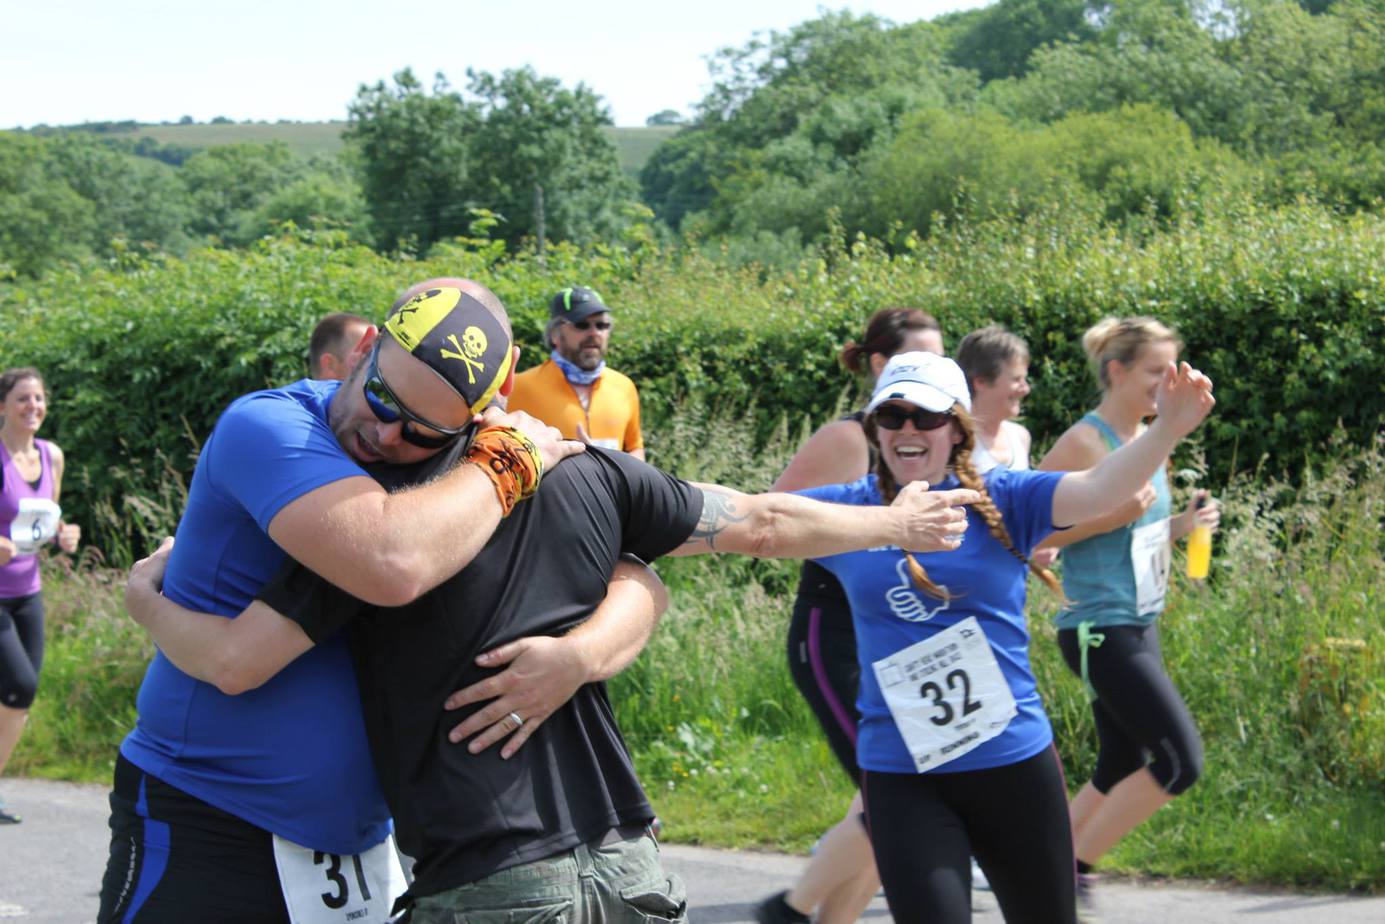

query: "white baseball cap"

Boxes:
[865, 351, 972, 414]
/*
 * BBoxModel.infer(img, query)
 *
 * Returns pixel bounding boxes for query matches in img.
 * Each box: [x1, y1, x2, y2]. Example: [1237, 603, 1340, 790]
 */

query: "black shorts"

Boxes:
[786, 563, 860, 783]
[1057, 623, 1203, 795]
[98, 754, 290, 923]
[0, 591, 45, 710]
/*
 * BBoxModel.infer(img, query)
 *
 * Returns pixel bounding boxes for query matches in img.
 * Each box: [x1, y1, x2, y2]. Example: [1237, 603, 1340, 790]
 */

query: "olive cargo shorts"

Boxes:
[404, 830, 686, 923]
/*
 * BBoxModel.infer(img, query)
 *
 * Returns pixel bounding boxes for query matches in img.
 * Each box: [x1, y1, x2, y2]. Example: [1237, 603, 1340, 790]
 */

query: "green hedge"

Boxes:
[4, 200, 1384, 561]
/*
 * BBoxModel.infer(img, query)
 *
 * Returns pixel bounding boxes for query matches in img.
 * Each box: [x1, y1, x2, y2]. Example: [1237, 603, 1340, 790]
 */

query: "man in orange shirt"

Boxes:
[508, 286, 645, 459]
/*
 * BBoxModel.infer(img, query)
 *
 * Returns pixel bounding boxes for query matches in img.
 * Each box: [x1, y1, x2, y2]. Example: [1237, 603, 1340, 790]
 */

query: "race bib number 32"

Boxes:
[872, 617, 1017, 772]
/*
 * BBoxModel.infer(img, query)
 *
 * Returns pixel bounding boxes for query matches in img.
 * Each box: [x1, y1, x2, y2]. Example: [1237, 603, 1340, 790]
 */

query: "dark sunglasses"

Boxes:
[872, 404, 953, 432]
[571, 319, 612, 332]
[361, 342, 471, 449]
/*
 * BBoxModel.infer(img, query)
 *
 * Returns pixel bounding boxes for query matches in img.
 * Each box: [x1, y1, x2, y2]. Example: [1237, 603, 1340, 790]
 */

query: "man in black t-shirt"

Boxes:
[127, 429, 977, 920]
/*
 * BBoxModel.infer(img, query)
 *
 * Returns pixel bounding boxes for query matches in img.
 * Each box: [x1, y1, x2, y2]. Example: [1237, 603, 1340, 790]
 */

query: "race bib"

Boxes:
[1131, 517, 1171, 616]
[590, 437, 620, 451]
[272, 833, 408, 924]
[872, 617, 1017, 772]
[10, 498, 61, 554]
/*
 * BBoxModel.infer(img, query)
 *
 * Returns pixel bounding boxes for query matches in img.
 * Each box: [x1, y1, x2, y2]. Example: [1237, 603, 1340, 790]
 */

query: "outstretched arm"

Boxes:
[668, 481, 978, 559]
[441, 558, 669, 759]
[124, 538, 313, 695]
[1052, 362, 1215, 529]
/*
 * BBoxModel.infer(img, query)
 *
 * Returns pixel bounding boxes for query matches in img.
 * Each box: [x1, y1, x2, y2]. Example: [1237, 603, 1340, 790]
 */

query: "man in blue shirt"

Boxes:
[97, 280, 588, 923]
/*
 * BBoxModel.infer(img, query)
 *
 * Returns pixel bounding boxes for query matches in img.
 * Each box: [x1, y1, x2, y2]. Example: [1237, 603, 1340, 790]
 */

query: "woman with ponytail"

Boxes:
[793, 350, 1214, 923]
[757, 309, 943, 924]
[1035, 317, 1221, 914]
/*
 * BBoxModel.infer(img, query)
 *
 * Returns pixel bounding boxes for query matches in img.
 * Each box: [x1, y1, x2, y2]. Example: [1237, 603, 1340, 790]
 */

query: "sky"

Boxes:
[5, 0, 991, 129]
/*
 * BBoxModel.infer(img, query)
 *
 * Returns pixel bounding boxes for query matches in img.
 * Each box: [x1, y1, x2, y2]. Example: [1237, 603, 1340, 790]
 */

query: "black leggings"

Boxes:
[0, 592, 45, 710]
[862, 746, 1076, 924]
[1057, 623, 1203, 796]
[786, 588, 860, 783]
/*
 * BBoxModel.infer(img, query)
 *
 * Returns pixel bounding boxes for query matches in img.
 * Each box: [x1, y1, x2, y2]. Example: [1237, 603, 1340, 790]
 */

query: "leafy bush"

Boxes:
[4, 199, 1383, 561]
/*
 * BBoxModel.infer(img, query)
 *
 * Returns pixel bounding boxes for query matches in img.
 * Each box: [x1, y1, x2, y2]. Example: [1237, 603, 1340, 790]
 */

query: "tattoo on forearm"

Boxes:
[685, 489, 750, 551]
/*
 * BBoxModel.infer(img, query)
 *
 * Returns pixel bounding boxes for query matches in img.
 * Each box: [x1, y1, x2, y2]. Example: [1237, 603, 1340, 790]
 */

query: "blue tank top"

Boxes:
[1054, 412, 1171, 629]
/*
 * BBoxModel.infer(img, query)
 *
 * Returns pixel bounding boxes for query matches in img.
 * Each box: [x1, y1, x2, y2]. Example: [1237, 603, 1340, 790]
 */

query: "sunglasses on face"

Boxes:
[570, 319, 612, 332]
[361, 343, 471, 449]
[872, 404, 953, 432]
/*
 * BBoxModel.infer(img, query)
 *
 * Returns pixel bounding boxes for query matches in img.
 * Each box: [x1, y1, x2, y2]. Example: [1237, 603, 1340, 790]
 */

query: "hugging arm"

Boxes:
[124, 539, 313, 695]
[125, 539, 670, 760]
[442, 557, 669, 758]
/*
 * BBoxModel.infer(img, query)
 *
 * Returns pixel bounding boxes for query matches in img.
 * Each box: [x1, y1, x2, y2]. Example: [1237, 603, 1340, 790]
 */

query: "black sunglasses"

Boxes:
[872, 404, 953, 432]
[571, 319, 612, 332]
[361, 343, 471, 449]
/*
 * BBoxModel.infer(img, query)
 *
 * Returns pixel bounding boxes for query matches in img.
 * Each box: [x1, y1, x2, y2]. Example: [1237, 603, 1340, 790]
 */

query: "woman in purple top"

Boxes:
[0, 367, 80, 824]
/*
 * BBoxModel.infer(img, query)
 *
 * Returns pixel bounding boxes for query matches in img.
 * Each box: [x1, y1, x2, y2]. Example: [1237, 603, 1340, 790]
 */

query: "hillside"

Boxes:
[128, 120, 680, 174]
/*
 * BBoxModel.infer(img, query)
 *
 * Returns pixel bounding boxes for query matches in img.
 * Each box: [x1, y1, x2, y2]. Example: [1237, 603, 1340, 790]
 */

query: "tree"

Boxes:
[345, 66, 633, 252]
[463, 66, 634, 246]
[941, 0, 1097, 82]
[180, 142, 306, 243]
[344, 69, 478, 252]
[643, 10, 977, 234]
[646, 109, 685, 126]
[0, 133, 92, 276]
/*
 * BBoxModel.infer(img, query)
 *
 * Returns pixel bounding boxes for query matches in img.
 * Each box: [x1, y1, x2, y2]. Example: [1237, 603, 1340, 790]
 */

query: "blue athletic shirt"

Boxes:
[800, 468, 1064, 774]
[119, 379, 392, 855]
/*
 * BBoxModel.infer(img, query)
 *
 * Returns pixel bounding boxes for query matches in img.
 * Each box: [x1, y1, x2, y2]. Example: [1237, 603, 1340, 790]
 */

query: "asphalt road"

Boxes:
[2, 777, 1382, 923]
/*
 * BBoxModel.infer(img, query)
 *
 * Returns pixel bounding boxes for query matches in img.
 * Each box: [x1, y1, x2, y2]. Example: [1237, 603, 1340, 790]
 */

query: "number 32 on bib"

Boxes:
[872, 617, 1017, 772]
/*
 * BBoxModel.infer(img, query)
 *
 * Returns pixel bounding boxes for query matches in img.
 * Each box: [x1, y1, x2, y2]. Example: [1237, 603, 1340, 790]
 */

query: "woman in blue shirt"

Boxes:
[760, 307, 945, 924]
[800, 350, 1214, 924]
[1035, 317, 1221, 911]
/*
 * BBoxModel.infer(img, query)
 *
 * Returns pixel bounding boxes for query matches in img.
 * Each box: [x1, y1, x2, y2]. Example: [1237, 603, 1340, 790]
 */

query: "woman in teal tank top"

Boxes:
[1035, 317, 1222, 912]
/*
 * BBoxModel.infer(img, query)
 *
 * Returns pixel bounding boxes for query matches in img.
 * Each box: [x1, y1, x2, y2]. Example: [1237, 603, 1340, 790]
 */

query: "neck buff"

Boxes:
[551, 351, 604, 386]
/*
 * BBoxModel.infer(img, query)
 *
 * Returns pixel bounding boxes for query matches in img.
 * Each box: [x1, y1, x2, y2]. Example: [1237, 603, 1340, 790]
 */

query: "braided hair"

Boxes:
[866, 404, 1062, 600]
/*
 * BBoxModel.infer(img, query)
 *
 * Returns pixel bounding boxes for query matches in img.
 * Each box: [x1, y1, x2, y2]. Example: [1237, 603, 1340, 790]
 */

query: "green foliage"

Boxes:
[0, 132, 93, 277]
[345, 66, 634, 253]
[941, 0, 1097, 82]
[344, 69, 480, 252]
[180, 142, 309, 244]
[859, 104, 1245, 237]
[5, 199, 1384, 558]
[642, 10, 977, 233]
[463, 67, 636, 246]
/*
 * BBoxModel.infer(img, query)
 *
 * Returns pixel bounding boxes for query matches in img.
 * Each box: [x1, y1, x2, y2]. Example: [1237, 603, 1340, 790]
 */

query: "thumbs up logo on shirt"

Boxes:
[885, 556, 950, 623]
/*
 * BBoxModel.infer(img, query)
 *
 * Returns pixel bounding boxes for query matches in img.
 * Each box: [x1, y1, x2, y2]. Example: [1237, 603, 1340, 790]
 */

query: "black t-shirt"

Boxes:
[257, 447, 702, 898]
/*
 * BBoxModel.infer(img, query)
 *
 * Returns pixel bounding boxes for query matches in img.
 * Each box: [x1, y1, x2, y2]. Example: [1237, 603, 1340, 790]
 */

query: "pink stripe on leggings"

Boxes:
[807, 605, 857, 747]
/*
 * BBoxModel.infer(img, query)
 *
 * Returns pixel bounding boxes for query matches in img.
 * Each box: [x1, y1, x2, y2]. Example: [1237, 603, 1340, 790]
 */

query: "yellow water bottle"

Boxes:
[1186, 492, 1212, 580]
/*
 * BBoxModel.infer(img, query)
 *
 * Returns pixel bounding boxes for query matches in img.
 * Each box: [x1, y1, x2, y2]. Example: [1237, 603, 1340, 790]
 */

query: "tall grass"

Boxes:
[10, 414, 1383, 890]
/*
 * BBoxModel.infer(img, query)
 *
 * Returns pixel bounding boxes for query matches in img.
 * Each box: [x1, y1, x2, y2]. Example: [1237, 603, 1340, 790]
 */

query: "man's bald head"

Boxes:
[381, 280, 516, 418]
[393, 278, 511, 340]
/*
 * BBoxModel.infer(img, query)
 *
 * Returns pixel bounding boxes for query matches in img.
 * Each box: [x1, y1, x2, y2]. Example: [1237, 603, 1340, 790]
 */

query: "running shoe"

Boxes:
[1076, 871, 1099, 922]
[753, 890, 810, 924]
[0, 798, 20, 825]
[971, 857, 991, 891]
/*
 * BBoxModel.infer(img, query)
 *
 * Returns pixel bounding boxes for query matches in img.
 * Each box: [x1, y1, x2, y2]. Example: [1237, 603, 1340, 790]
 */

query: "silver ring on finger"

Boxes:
[508, 711, 525, 729]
